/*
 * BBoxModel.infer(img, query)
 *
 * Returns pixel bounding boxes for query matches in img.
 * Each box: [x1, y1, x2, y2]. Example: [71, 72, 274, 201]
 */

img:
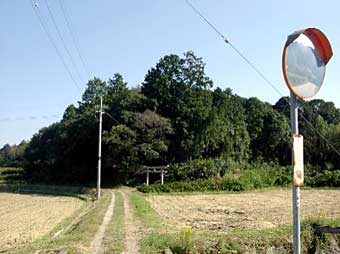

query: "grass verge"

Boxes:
[130, 191, 163, 229]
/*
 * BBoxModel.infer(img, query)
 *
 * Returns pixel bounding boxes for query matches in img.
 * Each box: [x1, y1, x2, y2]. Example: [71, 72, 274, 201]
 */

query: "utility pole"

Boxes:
[290, 92, 300, 254]
[97, 96, 103, 200]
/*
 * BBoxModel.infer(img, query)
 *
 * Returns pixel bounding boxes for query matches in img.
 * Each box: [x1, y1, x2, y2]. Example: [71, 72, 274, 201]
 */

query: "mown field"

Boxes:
[0, 177, 339, 253]
[147, 189, 340, 231]
[135, 188, 340, 254]
[0, 192, 83, 251]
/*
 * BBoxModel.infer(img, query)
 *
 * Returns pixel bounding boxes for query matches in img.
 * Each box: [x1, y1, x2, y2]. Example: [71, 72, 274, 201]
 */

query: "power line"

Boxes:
[59, 0, 91, 79]
[0, 114, 60, 123]
[43, 0, 85, 84]
[299, 114, 340, 157]
[184, 0, 225, 41]
[184, 0, 340, 158]
[103, 111, 120, 125]
[29, 0, 82, 91]
[104, 111, 146, 145]
[184, 0, 283, 97]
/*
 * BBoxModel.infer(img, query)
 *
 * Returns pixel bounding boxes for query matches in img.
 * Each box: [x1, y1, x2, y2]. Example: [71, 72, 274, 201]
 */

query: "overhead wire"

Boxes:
[29, 0, 82, 92]
[59, 0, 91, 79]
[43, 0, 86, 84]
[184, 0, 340, 158]
[103, 111, 120, 125]
[0, 114, 60, 123]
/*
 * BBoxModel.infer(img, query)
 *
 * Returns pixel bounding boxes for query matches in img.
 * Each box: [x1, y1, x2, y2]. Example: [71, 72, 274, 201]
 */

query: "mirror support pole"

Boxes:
[290, 92, 301, 254]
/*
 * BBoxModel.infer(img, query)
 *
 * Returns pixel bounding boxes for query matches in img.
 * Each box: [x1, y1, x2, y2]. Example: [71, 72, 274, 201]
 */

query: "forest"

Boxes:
[1, 51, 340, 186]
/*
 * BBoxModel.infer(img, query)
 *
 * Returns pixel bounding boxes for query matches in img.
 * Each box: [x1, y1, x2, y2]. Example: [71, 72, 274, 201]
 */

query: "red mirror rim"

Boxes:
[282, 28, 333, 99]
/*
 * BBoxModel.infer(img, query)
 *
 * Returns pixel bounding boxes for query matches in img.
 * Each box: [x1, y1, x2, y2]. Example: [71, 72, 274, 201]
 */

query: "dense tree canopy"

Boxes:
[2, 51, 340, 184]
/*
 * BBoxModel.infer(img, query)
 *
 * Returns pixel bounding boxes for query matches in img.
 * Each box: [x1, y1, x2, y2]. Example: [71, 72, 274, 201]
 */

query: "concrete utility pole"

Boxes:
[290, 92, 300, 254]
[146, 170, 149, 186]
[97, 97, 103, 200]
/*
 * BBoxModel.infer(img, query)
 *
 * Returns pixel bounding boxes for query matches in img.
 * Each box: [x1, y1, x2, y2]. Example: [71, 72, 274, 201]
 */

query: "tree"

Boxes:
[0, 141, 28, 167]
[82, 77, 108, 104]
[257, 110, 290, 164]
[309, 99, 340, 125]
[204, 88, 250, 162]
[130, 110, 174, 165]
[244, 97, 272, 159]
[141, 51, 213, 161]
[104, 124, 138, 173]
[104, 110, 174, 175]
[108, 73, 128, 95]
[273, 96, 290, 118]
[24, 123, 64, 181]
[325, 122, 340, 168]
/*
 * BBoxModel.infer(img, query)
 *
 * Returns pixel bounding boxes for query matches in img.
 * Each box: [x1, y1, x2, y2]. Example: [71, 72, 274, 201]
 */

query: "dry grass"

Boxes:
[147, 188, 340, 231]
[0, 192, 83, 251]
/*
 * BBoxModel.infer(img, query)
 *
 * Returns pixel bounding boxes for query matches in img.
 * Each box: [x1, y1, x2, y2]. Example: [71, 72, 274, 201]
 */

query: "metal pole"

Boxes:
[97, 97, 103, 200]
[146, 170, 149, 185]
[161, 169, 164, 184]
[290, 92, 300, 254]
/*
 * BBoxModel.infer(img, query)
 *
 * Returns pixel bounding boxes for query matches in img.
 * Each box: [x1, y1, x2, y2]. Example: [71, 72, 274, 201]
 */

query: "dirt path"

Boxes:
[90, 191, 115, 254]
[119, 189, 142, 254]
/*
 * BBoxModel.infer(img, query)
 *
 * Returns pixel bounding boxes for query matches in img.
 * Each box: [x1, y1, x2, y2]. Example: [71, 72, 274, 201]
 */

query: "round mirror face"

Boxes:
[284, 33, 326, 99]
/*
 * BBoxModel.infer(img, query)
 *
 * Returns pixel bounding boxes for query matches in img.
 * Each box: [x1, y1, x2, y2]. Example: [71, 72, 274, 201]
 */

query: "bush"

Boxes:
[137, 164, 292, 193]
[305, 170, 340, 187]
[167, 158, 230, 182]
[0, 167, 25, 183]
[138, 160, 340, 193]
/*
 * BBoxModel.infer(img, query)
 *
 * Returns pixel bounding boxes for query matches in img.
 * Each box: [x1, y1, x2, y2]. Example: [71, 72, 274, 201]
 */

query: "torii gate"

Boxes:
[142, 165, 169, 185]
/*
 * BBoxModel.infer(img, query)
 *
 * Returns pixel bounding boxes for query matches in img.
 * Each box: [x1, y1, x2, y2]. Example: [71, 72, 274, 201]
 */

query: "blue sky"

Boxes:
[1, 0, 340, 147]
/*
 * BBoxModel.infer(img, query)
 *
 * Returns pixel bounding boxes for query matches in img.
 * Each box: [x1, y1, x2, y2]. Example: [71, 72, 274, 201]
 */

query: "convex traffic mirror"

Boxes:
[282, 28, 333, 99]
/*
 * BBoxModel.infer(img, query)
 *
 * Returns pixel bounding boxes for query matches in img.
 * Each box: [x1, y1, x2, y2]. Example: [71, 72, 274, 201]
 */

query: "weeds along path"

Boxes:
[90, 190, 115, 254]
[119, 189, 143, 254]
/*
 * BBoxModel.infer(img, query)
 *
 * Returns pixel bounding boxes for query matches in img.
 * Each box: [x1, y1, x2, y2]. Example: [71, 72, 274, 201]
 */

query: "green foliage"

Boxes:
[140, 162, 340, 193]
[104, 124, 138, 175]
[167, 158, 230, 181]
[0, 141, 27, 167]
[0, 167, 24, 183]
[142, 51, 214, 160]
[245, 98, 290, 164]
[138, 163, 292, 193]
[82, 77, 107, 104]
[305, 170, 340, 187]
[204, 89, 250, 161]
[17, 50, 340, 185]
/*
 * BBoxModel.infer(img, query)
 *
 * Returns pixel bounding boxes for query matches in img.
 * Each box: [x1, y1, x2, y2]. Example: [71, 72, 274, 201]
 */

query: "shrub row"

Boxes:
[305, 170, 340, 187]
[138, 166, 292, 193]
[138, 166, 340, 193]
[0, 167, 24, 183]
[166, 158, 232, 181]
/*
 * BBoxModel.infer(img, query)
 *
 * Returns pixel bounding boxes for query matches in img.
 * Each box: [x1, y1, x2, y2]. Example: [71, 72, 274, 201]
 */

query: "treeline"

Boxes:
[0, 141, 27, 167]
[2, 51, 340, 184]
